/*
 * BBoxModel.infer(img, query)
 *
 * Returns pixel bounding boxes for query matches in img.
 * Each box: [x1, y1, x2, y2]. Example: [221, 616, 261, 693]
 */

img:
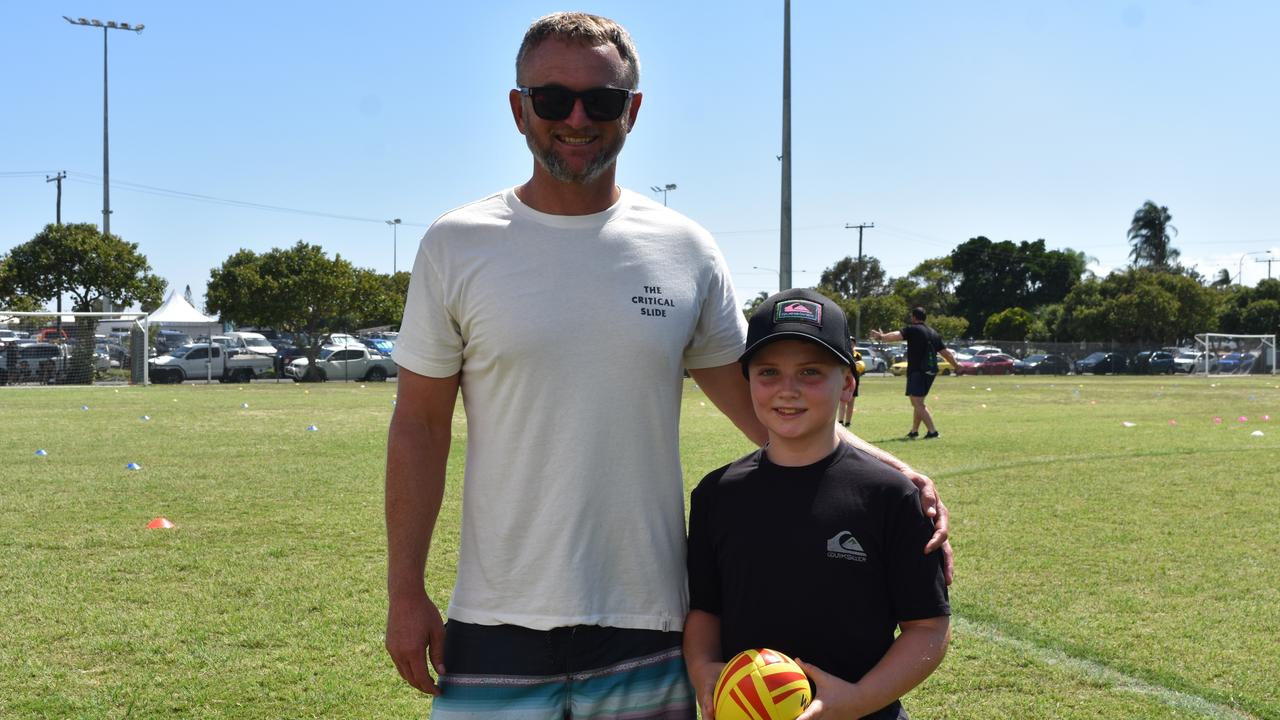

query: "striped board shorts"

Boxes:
[430, 621, 696, 719]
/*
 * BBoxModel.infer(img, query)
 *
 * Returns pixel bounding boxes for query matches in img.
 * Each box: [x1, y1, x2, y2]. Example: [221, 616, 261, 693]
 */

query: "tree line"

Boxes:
[748, 201, 1279, 345]
[3, 201, 1277, 347]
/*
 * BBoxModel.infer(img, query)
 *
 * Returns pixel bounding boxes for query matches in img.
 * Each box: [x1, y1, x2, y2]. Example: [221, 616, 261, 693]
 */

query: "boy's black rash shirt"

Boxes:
[687, 443, 950, 720]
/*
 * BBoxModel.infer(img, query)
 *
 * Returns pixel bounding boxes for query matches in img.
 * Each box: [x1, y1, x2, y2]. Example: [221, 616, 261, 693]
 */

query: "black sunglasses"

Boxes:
[518, 85, 635, 122]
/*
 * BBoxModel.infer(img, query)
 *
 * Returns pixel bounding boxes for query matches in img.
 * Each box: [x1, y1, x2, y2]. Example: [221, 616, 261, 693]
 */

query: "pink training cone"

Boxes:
[146, 517, 175, 529]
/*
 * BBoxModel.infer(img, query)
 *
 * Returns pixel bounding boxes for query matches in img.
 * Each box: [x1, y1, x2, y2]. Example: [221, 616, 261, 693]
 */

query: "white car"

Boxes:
[225, 331, 280, 357]
[286, 345, 397, 381]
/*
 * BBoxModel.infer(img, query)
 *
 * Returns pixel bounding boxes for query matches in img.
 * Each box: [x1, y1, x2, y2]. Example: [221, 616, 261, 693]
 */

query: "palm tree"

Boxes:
[1127, 201, 1179, 270]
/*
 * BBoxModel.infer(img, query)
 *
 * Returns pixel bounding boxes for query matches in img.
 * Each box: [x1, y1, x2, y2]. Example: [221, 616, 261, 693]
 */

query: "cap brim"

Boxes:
[738, 331, 853, 367]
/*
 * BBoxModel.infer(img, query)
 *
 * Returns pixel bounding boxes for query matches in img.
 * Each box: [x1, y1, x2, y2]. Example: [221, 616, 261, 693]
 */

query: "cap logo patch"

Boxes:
[774, 300, 822, 327]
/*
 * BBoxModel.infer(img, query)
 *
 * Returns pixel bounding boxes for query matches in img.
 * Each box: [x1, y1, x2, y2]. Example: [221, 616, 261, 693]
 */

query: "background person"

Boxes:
[871, 307, 957, 439]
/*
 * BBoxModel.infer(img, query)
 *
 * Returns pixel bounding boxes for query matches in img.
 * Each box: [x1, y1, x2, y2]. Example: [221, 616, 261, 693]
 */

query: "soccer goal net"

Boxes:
[0, 311, 149, 385]
[1193, 333, 1277, 376]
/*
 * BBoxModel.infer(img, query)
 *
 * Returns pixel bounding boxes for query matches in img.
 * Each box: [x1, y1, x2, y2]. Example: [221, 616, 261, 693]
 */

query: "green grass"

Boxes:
[1, 375, 1277, 718]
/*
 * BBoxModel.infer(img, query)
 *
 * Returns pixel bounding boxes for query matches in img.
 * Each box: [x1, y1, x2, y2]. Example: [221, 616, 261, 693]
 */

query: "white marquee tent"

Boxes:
[145, 290, 219, 338]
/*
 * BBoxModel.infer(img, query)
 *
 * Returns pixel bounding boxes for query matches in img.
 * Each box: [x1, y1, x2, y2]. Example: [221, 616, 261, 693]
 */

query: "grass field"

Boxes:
[1, 375, 1277, 719]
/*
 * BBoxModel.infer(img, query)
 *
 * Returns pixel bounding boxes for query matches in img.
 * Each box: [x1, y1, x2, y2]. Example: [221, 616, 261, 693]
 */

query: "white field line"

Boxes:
[954, 616, 1259, 719]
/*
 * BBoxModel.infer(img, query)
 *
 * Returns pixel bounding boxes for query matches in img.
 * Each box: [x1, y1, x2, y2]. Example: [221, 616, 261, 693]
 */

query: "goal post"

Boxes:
[0, 310, 149, 385]
[1193, 333, 1277, 376]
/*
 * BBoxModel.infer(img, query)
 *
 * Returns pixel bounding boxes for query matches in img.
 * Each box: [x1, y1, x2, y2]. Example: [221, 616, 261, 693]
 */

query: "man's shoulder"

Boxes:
[617, 188, 715, 239]
[429, 189, 511, 231]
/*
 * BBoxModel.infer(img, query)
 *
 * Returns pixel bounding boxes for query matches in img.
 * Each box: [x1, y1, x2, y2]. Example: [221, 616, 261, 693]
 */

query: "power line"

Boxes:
[61, 171, 429, 226]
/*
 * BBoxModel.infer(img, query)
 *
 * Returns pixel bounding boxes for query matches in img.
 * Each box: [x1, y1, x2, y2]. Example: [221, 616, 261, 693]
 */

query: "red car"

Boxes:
[955, 353, 1016, 375]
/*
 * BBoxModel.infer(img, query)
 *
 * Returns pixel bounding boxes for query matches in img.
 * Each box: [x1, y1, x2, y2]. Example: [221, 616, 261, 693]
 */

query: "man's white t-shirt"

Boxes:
[393, 187, 746, 632]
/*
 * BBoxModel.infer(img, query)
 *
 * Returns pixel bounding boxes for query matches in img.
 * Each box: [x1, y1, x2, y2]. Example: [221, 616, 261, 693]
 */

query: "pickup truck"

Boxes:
[284, 345, 397, 382]
[148, 343, 274, 383]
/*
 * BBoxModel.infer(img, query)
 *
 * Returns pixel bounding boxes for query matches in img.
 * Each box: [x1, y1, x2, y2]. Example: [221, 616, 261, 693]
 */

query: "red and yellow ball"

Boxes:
[713, 648, 811, 720]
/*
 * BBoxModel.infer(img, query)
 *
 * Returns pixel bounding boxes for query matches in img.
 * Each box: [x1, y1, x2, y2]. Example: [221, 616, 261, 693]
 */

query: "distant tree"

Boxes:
[928, 314, 969, 341]
[742, 290, 770, 319]
[207, 242, 373, 379]
[950, 237, 1082, 332]
[0, 223, 165, 312]
[1061, 269, 1218, 344]
[1212, 269, 1233, 288]
[819, 255, 889, 299]
[183, 284, 195, 307]
[848, 294, 909, 342]
[1217, 278, 1280, 334]
[984, 307, 1037, 341]
[1127, 201, 1179, 270]
[889, 257, 957, 314]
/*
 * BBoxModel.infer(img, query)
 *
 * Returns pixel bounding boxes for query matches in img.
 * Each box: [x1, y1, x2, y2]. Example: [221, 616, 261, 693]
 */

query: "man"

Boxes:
[385, 13, 951, 718]
[871, 307, 958, 439]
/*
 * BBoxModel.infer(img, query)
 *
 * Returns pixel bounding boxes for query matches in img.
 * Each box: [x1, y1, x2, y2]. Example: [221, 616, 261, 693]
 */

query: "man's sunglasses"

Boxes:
[518, 85, 635, 122]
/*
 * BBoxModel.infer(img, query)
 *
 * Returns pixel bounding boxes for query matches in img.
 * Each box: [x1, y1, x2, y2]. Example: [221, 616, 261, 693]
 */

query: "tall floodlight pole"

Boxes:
[649, 183, 677, 206]
[844, 223, 874, 342]
[778, 0, 792, 292]
[386, 218, 402, 273]
[64, 16, 144, 312]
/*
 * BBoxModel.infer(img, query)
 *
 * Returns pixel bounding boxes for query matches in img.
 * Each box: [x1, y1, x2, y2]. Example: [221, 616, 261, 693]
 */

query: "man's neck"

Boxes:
[515, 167, 621, 216]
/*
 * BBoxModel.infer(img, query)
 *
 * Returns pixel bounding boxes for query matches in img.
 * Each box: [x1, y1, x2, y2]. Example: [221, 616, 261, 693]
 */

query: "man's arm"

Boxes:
[939, 346, 958, 368]
[687, 363, 768, 446]
[870, 328, 903, 343]
[385, 368, 460, 696]
[683, 609, 726, 719]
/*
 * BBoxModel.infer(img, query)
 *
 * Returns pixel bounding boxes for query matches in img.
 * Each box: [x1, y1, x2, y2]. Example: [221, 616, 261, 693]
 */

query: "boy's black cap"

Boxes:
[739, 288, 853, 373]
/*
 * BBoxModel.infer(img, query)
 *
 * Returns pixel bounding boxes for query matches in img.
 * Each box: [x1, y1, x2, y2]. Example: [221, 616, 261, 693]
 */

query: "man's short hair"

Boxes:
[911, 307, 927, 322]
[516, 12, 641, 89]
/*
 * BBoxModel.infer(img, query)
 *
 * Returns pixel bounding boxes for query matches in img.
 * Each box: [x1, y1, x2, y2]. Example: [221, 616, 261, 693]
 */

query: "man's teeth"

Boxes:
[558, 136, 594, 145]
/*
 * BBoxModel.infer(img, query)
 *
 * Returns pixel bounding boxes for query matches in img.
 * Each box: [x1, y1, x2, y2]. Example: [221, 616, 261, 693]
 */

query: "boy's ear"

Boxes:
[840, 367, 855, 402]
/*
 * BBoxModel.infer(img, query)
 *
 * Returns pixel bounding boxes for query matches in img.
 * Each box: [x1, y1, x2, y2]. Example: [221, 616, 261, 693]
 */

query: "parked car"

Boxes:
[955, 353, 1016, 375]
[149, 343, 273, 383]
[952, 345, 1003, 362]
[285, 345, 398, 382]
[319, 333, 363, 347]
[1216, 352, 1252, 374]
[1130, 350, 1176, 374]
[1013, 353, 1071, 375]
[1075, 352, 1127, 375]
[854, 346, 889, 373]
[890, 355, 954, 376]
[155, 329, 192, 356]
[225, 331, 280, 358]
[361, 337, 395, 356]
[0, 329, 26, 344]
[0, 342, 73, 384]
[273, 344, 308, 375]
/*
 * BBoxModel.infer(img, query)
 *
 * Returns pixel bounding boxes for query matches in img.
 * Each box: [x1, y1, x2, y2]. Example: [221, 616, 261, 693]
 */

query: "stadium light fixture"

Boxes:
[63, 13, 144, 312]
[386, 219, 402, 274]
[649, 183, 677, 206]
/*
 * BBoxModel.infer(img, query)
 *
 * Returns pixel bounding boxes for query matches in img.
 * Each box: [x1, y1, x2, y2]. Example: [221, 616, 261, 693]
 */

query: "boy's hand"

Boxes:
[692, 660, 725, 719]
[794, 659, 868, 719]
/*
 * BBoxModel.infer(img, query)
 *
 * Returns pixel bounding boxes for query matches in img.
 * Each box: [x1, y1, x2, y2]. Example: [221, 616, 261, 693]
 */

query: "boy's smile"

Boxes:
[747, 339, 854, 466]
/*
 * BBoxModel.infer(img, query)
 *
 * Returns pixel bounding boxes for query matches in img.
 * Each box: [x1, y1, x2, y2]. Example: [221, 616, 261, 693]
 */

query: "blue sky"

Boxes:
[4, 1, 1278, 312]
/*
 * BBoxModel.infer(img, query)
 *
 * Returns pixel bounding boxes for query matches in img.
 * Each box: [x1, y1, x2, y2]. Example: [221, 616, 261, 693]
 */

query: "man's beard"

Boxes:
[527, 132, 626, 185]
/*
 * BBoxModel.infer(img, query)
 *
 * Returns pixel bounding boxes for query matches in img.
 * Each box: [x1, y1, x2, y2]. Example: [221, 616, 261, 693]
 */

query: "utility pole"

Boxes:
[844, 222, 874, 343]
[47, 171, 67, 318]
[1257, 255, 1276, 280]
[46, 171, 67, 224]
[778, 0, 792, 292]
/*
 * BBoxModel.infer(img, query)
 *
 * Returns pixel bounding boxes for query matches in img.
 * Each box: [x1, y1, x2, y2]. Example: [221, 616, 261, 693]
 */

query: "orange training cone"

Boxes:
[146, 517, 176, 529]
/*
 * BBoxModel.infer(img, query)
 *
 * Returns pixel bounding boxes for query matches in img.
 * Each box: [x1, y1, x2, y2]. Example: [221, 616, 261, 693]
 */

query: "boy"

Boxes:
[684, 289, 950, 720]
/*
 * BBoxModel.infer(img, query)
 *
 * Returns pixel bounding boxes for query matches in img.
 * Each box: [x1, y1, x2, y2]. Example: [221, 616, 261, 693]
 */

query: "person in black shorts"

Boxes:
[684, 289, 951, 720]
[871, 308, 957, 439]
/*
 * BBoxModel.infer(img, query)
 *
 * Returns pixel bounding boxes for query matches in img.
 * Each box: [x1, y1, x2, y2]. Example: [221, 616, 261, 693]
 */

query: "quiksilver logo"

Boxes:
[826, 531, 867, 561]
